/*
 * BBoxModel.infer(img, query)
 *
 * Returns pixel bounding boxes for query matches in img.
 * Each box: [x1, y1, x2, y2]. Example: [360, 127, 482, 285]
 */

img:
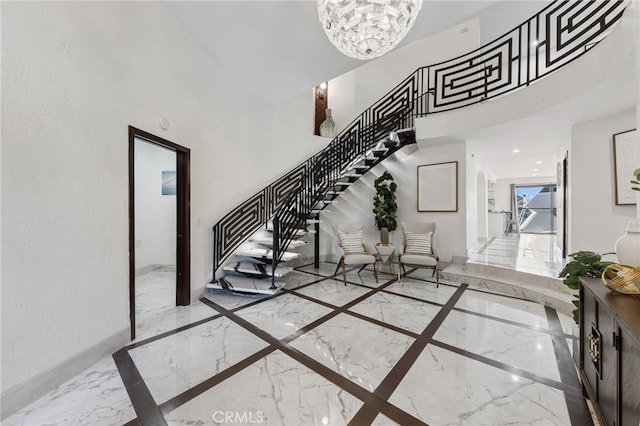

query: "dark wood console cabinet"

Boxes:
[580, 277, 640, 426]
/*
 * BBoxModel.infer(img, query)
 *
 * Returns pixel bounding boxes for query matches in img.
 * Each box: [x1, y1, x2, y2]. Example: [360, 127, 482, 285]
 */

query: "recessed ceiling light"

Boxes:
[536, 160, 543, 165]
[532, 40, 539, 46]
[513, 149, 520, 153]
[533, 168, 539, 172]
[532, 173, 537, 177]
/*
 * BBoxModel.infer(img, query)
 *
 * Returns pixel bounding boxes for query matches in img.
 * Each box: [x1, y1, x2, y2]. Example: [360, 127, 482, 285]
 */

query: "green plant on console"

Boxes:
[373, 171, 398, 244]
[559, 250, 615, 324]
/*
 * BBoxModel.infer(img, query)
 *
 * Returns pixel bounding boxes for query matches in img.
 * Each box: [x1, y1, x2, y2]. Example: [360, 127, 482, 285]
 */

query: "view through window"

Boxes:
[514, 185, 557, 234]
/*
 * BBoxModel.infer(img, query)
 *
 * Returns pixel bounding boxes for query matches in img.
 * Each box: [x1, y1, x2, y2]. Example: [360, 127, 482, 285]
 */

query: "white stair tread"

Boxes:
[265, 223, 307, 237]
[236, 247, 300, 261]
[207, 276, 285, 295]
[222, 262, 293, 277]
[250, 237, 307, 248]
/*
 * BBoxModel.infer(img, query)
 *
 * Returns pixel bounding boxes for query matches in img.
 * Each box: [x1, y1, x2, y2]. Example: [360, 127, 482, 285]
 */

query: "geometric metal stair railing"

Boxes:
[212, 0, 627, 283]
[419, 0, 627, 114]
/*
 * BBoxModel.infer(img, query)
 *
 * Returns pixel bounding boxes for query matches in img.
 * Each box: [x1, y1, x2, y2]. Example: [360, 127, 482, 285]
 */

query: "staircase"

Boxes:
[208, 128, 417, 294]
[208, 0, 627, 295]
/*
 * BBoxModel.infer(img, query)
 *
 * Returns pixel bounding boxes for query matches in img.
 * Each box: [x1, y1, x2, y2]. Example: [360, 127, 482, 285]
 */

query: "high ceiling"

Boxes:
[163, 1, 549, 103]
[163, 1, 636, 180]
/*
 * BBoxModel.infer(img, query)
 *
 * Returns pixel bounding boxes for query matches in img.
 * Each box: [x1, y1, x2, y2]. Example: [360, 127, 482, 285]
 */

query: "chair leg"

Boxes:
[333, 261, 341, 276]
[341, 258, 347, 286]
[435, 264, 440, 288]
[373, 262, 378, 283]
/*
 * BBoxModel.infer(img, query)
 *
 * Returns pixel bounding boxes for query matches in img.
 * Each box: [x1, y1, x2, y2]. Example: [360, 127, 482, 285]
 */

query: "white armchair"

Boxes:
[398, 222, 440, 287]
[333, 222, 378, 285]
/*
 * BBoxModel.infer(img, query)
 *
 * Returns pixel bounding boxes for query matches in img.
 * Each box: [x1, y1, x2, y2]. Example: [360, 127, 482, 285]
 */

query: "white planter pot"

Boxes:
[615, 219, 640, 266]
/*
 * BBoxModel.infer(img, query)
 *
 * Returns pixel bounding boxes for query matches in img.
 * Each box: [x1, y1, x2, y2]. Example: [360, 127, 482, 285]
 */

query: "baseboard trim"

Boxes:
[1, 328, 130, 420]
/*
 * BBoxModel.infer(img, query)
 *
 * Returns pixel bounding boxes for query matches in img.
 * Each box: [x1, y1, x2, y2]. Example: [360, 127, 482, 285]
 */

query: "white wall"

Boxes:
[1, 1, 480, 411]
[319, 142, 467, 263]
[0, 1, 319, 413]
[466, 149, 480, 247]
[570, 109, 637, 256]
[476, 171, 488, 242]
[134, 139, 176, 269]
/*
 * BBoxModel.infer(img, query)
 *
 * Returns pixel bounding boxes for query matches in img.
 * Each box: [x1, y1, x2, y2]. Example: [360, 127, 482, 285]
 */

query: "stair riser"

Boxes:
[462, 262, 570, 294]
[441, 271, 574, 316]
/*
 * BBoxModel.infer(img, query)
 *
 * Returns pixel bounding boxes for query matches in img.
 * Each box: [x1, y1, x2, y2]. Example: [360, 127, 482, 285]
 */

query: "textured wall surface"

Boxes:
[570, 110, 636, 256]
[0, 0, 306, 406]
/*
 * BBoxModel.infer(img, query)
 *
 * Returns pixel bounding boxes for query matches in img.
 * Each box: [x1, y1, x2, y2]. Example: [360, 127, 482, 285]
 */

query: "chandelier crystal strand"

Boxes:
[317, 0, 423, 60]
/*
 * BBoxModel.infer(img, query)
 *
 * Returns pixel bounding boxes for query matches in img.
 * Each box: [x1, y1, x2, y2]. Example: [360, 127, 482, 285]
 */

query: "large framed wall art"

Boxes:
[613, 129, 638, 205]
[417, 161, 458, 212]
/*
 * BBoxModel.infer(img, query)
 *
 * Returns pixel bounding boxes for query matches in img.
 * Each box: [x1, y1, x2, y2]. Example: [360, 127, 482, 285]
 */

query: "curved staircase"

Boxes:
[208, 0, 629, 296]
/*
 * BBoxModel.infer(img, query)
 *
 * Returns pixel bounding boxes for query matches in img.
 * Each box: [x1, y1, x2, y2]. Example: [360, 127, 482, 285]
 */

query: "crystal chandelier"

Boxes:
[317, 0, 423, 60]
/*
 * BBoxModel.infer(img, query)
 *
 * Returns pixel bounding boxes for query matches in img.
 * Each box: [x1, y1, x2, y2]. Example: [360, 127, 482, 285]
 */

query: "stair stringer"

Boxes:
[210, 130, 418, 293]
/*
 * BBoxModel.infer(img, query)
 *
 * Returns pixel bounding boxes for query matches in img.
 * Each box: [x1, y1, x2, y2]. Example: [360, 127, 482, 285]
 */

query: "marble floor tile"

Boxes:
[434, 310, 561, 381]
[558, 312, 577, 336]
[468, 234, 564, 279]
[348, 291, 442, 334]
[129, 317, 269, 405]
[289, 313, 415, 391]
[453, 290, 549, 329]
[135, 268, 176, 318]
[281, 270, 327, 290]
[293, 278, 372, 307]
[4, 261, 584, 425]
[341, 267, 390, 288]
[164, 350, 364, 426]
[389, 344, 571, 425]
[3, 357, 135, 426]
[235, 293, 333, 339]
[384, 279, 458, 305]
[204, 288, 271, 310]
[134, 299, 219, 342]
[401, 267, 439, 281]
[295, 262, 341, 277]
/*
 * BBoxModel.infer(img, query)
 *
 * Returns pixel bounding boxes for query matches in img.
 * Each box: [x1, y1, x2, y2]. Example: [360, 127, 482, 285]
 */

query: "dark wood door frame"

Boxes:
[128, 126, 191, 340]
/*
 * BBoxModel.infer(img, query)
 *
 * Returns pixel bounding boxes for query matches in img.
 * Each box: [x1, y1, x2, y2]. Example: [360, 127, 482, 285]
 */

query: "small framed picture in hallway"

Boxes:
[417, 161, 458, 212]
[613, 129, 637, 205]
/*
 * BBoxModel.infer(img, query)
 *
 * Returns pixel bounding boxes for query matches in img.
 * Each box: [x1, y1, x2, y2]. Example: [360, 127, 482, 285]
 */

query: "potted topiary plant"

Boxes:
[558, 250, 615, 324]
[373, 171, 398, 245]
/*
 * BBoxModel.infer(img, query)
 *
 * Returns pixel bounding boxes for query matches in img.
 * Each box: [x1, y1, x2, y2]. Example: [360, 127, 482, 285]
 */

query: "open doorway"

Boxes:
[128, 127, 190, 340]
[513, 184, 557, 234]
